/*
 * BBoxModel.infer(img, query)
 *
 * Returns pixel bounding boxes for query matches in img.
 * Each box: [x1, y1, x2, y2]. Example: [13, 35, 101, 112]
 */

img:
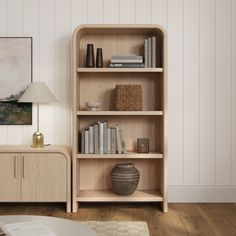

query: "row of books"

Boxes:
[109, 54, 144, 68]
[108, 35, 157, 68]
[80, 121, 127, 154]
[144, 36, 156, 68]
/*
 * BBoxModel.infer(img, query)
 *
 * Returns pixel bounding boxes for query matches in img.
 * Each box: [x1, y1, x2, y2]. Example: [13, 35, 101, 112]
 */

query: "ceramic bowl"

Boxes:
[85, 101, 101, 111]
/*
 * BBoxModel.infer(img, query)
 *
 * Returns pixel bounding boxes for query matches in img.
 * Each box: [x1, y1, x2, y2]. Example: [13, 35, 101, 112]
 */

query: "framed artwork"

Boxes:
[0, 37, 32, 125]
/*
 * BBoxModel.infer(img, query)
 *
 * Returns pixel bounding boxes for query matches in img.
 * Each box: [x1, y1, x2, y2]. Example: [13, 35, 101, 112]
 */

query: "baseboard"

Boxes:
[168, 186, 236, 202]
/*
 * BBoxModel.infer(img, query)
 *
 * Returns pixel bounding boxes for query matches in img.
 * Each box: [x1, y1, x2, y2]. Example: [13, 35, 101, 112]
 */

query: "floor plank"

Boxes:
[0, 203, 235, 236]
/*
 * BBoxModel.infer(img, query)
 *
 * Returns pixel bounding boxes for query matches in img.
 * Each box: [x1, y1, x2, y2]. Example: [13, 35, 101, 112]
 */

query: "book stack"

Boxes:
[80, 121, 127, 154]
[109, 54, 144, 68]
[144, 36, 156, 68]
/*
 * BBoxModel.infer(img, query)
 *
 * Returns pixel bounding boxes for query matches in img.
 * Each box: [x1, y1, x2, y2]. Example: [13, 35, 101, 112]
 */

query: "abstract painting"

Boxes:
[0, 37, 32, 125]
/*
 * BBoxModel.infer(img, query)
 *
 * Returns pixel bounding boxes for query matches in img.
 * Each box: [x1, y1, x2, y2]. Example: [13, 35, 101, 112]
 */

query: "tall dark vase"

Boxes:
[96, 48, 103, 68]
[86, 44, 95, 67]
[111, 163, 140, 195]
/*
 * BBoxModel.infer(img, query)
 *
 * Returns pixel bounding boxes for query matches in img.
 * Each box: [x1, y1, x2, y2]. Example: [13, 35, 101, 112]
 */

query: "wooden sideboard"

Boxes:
[0, 145, 71, 213]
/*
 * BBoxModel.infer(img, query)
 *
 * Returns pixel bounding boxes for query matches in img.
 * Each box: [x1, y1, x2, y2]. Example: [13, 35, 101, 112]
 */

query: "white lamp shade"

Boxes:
[18, 82, 57, 103]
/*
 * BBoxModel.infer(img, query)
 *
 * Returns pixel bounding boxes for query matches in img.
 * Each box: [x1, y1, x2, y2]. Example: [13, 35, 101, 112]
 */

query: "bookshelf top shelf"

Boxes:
[76, 68, 164, 73]
[77, 111, 163, 116]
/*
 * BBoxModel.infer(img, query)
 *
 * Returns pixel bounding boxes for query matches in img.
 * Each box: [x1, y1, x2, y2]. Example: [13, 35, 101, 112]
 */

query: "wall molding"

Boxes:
[169, 186, 236, 202]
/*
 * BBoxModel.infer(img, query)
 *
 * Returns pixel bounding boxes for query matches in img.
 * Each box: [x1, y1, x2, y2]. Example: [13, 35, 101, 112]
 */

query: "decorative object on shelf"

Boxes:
[111, 163, 140, 195]
[86, 44, 95, 67]
[115, 84, 142, 111]
[0, 37, 32, 125]
[18, 82, 57, 148]
[96, 48, 103, 67]
[137, 138, 149, 153]
[85, 101, 101, 111]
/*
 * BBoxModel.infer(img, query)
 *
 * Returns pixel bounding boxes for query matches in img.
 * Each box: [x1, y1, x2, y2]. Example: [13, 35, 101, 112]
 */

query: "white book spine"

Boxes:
[80, 130, 85, 154]
[99, 122, 104, 154]
[107, 128, 111, 154]
[148, 37, 152, 68]
[85, 130, 89, 154]
[151, 36, 156, 68]
[103, 121, 108, 154]
[144, 39, 148, 68]
[116, 124, 122, 154]
[89, 125, 94, 154]
[94, 124, 99, 154]
[119, 128, 127, 154]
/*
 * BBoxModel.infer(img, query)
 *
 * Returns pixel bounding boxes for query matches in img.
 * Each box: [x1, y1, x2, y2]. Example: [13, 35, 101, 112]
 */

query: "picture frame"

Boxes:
[0, 37, 33, 125]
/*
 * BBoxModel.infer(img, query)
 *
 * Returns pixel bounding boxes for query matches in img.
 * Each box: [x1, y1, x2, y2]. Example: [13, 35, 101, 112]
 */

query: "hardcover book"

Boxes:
[144, 39, 148, 68]
[85, 129, 89, 154]
[107, 127, 111, 154]
[116, 124, 122, 154]
[94, 124, 99, 154]
[109, 63, 144, 68]
[151, 36, 156, 68]
[103, 121, 108, 154]
[89, 125, 94, 154]
[99, 121, 104, 154]
[111, 128, 117, 154]
[148, 37, 152, 68]
[80, 129, 85, 154]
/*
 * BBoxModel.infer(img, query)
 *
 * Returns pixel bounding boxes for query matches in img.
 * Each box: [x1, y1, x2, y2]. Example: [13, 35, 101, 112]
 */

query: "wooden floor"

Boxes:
[0, 203, 236, 236]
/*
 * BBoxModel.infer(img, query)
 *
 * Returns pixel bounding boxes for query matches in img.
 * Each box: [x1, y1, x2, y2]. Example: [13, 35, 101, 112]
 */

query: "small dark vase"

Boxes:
[86, 44, 95, 67]
[96, 48, 103, 68]
[111, 163, 140, 196]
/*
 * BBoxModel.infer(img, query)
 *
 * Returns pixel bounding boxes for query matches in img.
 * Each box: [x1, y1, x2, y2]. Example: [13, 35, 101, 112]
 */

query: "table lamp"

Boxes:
[18, 82, 57, 148]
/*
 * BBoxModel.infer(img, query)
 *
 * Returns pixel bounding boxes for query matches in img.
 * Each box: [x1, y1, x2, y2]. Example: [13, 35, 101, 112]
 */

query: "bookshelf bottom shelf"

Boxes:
[76, 190, 163, 202]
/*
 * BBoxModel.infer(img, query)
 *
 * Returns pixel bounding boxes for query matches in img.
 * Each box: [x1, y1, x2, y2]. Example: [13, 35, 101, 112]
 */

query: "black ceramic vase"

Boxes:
[96, 48, 103, 67]
[111, 163, 140, 195]
[86, 44, 95, 67]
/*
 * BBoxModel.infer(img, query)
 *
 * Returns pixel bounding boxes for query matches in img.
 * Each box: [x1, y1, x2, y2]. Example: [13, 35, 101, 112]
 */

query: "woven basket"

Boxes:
[115, 84, 142, 111]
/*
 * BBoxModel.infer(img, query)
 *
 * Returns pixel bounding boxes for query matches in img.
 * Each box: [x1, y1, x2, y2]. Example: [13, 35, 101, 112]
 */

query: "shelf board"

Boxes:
[77, 111, 163, 116]
[77, 68, 164, 73]
[76, 190, 163, 202]
[76, 152, 163, 159]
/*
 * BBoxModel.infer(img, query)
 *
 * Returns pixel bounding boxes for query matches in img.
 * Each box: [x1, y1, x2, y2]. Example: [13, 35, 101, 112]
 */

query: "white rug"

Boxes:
[80, 221, 149, 236]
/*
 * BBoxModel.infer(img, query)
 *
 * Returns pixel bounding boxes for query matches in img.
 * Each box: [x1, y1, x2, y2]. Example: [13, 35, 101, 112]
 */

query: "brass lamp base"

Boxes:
[32, 131, 44, 148]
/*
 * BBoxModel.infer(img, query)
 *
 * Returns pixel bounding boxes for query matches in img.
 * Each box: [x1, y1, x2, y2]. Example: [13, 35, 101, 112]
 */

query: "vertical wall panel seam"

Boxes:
[6, 0, 8, 36]
[134, 0, 136, 24]
[70, 0, 72, 146]
[53, 0, 57, 144]
[183, 0, 185, 185]
[118, 0, 120, 24]
[38, 0, 41, 82]
[102, 0, 104, 24]
[198, 0, 200, 185]
[22, 0, 25, 142]
[166, 0, 169, 30]
[150, 0, 152, 24]
[230, 0, 233, 185]
[6, 0, 9, 144]
[214, 0, 217, 185]
[86, 0, 88, 24]
[22, 0, 24, 35]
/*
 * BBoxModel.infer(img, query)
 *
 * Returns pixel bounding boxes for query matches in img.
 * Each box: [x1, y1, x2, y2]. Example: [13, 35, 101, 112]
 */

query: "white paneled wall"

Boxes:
[0, 0, 235, 201]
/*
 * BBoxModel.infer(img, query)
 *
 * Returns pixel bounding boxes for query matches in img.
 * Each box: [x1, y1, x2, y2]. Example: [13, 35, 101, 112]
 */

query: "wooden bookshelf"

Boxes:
[72, 24, 167, 213]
